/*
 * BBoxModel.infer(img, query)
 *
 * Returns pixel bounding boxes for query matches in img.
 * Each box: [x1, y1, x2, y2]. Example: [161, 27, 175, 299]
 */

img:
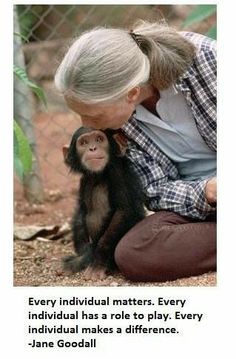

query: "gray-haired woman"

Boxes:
[55, 20, 216, 282]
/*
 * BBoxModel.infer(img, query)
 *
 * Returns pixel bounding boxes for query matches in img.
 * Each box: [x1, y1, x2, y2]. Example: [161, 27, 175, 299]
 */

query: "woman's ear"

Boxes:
[126, 87, 141, 103]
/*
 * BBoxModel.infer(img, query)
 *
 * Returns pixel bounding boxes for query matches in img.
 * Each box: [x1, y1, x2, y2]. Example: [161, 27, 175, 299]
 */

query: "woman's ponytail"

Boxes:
[131, 20, 196, 90]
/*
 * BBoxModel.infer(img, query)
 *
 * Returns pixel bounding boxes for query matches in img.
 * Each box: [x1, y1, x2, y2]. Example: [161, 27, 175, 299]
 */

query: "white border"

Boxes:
[1, 1, 235, 357]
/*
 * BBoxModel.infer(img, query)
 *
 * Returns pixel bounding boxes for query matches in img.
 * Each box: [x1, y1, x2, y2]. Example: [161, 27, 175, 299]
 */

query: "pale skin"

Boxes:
[205, 177, 217, 205]
[65, 85, 216, 277]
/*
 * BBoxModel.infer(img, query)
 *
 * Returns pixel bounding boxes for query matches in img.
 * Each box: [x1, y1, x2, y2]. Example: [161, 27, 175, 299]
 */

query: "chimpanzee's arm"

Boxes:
[93, 210, 131, 269]
[71, 202, 89, 254]
[91, 164, 145, 271]
[63, 201, 94, 273]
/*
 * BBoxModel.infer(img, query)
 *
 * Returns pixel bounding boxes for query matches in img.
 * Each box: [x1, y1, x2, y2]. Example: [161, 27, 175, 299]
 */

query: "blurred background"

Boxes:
[14, 4, 216, 227]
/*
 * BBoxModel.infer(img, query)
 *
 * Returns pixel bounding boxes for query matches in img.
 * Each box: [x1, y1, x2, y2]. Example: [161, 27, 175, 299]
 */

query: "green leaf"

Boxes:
[27, 81, 47, 108]
[13, 65, 47, 108]
[14, 32, 29, 43]
[183, 5, 216, 28]
[205, 25, 217, 40]
[14, 156, 24, 181]
[14, 120, 32, 179]
[14, 130, 23, 180]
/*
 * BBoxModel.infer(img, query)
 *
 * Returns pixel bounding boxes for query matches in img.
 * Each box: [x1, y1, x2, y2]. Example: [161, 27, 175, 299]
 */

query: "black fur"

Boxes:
[63, 127, 145, 274]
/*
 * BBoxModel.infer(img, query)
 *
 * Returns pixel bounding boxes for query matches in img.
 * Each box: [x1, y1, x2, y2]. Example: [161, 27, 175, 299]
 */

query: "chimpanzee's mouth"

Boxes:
[87, 157, 105, 161]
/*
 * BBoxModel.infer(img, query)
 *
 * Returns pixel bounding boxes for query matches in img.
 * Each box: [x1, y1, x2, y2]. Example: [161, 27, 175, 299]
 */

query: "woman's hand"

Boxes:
[205, 177, 217, 205]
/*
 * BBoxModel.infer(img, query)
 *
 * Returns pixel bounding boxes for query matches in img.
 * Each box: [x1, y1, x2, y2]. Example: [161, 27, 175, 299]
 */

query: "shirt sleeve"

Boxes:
[123, 32, 217, 220]
[127, 142, 215, 220]
[179, 32, 217, 151]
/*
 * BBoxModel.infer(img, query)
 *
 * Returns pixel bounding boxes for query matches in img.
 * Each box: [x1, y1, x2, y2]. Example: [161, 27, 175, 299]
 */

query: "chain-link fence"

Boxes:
[14, 5, 213, 209]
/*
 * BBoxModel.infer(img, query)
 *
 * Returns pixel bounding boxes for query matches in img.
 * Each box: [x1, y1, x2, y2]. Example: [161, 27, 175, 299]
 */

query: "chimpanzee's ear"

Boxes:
[112, 132, 128, 157]
[62, 145, 69, 162]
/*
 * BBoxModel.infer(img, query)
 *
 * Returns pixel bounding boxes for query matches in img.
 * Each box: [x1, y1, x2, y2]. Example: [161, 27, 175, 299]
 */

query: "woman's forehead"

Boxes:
[65, 96, 109, 116]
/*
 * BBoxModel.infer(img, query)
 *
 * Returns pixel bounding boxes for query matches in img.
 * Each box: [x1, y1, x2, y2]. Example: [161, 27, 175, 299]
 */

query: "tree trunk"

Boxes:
[14, 6, 44, 203]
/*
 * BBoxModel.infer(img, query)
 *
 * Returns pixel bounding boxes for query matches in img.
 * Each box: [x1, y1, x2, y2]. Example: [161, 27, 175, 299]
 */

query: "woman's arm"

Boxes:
[127, 145, 215, 220]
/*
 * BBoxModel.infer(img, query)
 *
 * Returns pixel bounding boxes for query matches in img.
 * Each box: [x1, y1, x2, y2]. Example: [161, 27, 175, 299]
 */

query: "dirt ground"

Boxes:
[14, 112, 216, 287]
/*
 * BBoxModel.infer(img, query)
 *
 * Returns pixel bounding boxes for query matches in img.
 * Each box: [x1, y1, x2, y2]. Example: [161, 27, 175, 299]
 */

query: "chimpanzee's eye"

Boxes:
[96, 136, 104, 143]
[80, 139, 88, 146]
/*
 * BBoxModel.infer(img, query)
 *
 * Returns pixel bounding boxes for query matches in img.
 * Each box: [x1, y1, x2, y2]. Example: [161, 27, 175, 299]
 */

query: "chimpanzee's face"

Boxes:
[76, 130, 109, 172]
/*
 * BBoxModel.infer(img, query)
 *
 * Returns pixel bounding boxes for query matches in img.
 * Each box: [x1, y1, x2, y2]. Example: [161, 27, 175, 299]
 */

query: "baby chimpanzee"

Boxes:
[63, 127, 145, 280]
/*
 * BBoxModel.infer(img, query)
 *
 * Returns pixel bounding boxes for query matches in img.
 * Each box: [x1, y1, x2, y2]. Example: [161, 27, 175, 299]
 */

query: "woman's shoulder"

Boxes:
[179, 31, 216, 53]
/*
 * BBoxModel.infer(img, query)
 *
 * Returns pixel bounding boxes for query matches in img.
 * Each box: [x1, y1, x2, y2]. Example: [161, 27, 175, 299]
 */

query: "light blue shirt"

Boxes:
[135, 85, 216, 181]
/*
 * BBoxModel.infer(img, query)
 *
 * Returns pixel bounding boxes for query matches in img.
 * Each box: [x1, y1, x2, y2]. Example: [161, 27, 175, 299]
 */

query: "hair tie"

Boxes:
[129, 30, 141, 48]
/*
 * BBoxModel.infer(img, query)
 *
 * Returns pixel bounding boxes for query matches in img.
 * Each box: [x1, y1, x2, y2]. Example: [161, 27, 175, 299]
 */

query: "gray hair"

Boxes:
[55, 21, 195, 104]
[131, 20, 196, 89]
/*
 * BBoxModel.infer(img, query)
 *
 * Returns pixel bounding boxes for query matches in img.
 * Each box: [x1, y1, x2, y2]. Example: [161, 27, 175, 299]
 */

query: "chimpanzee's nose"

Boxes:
[89, 145, 97, 151]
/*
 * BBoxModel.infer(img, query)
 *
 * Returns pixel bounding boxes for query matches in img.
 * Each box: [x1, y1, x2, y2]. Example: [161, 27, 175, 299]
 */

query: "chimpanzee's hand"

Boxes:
[83, 265, 107, 281]
[205, 177, 217, 205]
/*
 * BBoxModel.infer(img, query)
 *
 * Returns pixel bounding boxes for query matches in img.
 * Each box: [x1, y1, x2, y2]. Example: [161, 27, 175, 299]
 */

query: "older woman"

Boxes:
[55, 20, 216, 282]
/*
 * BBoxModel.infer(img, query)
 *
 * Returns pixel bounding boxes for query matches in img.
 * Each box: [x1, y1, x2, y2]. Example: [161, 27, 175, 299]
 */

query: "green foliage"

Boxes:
[16, 5, 76, 41]
[205, 26, 216, 40]
[16, 5, 45, 40]
[14, 65, 47, 107]
[14, 42, 47, 179]
[14, 31, 29, 42]
[183, 5, 216, 39]
[14, 120, 32, 180]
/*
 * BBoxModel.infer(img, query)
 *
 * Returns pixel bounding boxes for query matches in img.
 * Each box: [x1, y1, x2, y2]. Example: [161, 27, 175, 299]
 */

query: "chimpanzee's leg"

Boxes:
[114, 211, 216, 282]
